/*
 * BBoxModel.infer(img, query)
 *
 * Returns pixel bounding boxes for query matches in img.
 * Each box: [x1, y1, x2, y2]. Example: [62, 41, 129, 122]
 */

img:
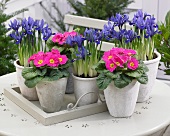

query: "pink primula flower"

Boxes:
[51, 49, 60, 55]
[33, 53, 46, 67]
[28, 54, 37, 63]
[69, 31, 77, 36]
[45, 53, 59, 67]
[37, 51, 45, 56]
[63, 32, 70, 37]
[52, 33, 62, 43]
[124, 49, 136, 56]
[127, 58, 139, 70]
[112, 55, 124, 67]
[105, 61, 117, 72]
[52, 33, 65, 45]
[111, 47, 125, 55]
[58, 55, 68, 65]
[102, 51, 114, 62]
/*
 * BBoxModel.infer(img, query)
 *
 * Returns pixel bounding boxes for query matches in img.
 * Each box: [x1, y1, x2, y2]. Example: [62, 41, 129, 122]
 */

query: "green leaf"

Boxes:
[114, 75, 129, 88]
[68, 48, 75, 53]
[96, 73, 112, 90]
[59, 62, 70, 69]
[36, 68, 47, 76]
[25, 77, 43, 88]
[22, 67, 34, 76]
[121, 74, 132, 84]
[50, 69, 58, 77]
[92, 60, 105, 70]
[61, 69, 70, 77]
[125, 65, 145, 78]
[164, 32, 170, 40]
[142, 64, 149, 72]
[53, 46, 65, 52]
[22, 68, 38, 80]
[137, 73, 148, 84]
[41, 77, 53, 82]
[164, 69, 170, 75]
[51, 76, 61, 80]
[138, 61, 149, 72]
[92, 60, 106, 73]
[42, 68, 47, 76]
[22, 72, 38, 80]
[105, 71, 121, 79]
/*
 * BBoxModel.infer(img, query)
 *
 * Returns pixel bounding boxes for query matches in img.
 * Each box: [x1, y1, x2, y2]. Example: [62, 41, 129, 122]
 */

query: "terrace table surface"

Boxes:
[0, 72, 170, 136]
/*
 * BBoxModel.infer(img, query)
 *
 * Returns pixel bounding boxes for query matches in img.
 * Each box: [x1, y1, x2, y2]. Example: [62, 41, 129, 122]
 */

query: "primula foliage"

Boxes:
[154, 10, 170, 75]
[93, 48, 148, 89]
[0, 0, 26, 76]
[22, 49, 70, 88]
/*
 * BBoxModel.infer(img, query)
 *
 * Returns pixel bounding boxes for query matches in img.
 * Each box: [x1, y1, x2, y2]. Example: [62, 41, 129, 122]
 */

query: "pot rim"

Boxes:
[143, 51, 161, 65]
[14, 59, 32, 69]
[37, 77, 68, 84]
[72, 73, 98, 81]
[14, 59, 24, 69]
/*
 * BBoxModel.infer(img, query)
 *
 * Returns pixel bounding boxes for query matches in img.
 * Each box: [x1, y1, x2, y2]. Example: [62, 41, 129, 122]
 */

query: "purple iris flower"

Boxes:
[145, 16, 156, 27]
[75, 35, 84, 47]
[66, 34, 84, 47]
[34, 19, 44, 31]
[8, 19, 20, 31]
[109, 13, 129, 29]
[124, 30, 138, 43]
[145, 24, 159, 38]
[21, 17, 35, 35]
[136, 17, 146, 30]
[130, 10, 153, 30]
[66, 34, 87, 60]
[9, 16, 53, 46]
[114, 29, 126, 41]
[134, 10, 143, 18]
[103, 21, 115, 40]
[66, 35, 74, 46]
[9, 31, 22, 44]
[42, 26, 52, 41]
[76, 46, 88, 59]
[84, 28, 103, 45]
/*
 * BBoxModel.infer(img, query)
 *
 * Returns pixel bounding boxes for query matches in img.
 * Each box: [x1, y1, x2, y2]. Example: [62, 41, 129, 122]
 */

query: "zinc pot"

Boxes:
[14, 60, 38, 101]
[137, 51, 161, 102]
[72, 74, 99, 107]
[104, 80, 140, 117]
[36, 78, 67, 113]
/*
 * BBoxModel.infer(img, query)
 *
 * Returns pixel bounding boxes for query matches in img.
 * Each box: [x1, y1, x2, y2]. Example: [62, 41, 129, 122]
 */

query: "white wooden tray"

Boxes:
[4, 87, 107, 126]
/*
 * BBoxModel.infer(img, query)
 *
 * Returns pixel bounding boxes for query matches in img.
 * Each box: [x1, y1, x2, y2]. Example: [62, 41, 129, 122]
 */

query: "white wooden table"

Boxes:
[0, 73, 170, 136]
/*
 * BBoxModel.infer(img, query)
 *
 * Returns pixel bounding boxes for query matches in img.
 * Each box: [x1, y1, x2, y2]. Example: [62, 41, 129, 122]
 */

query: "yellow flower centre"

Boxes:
[108, 55, 113, 60]
[110, 63, 114, 68]
[116, 62, 120, 66]
[59, 58, 62, 62]
[38, 60, 43, 64]
[130, 62, 134, 67]
[50, 59, 55, 64]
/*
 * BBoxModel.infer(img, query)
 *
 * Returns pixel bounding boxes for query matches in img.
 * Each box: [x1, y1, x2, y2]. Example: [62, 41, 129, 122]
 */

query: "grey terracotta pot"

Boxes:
[72, 74, 99, 107]
[36, 78, 67, 113]
[14, 60, 38, 101]
[137, 51, 161, 102]
[104, 80, 140, 117]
